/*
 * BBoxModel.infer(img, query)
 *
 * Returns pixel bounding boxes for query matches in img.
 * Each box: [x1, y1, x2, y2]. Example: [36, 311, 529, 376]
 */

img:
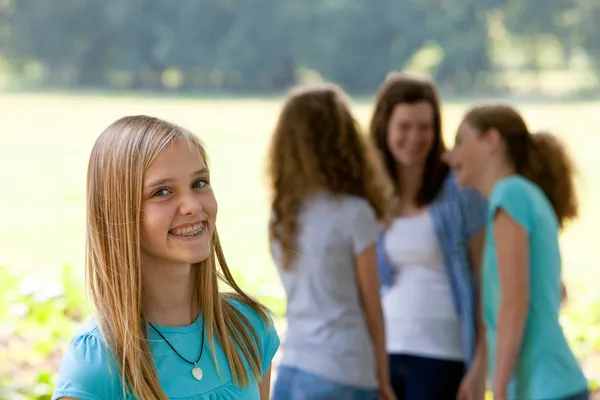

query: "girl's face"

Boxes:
[140, 139, 218, 270]
[386, 101, 435, 169]
[444, 120, 490, 188]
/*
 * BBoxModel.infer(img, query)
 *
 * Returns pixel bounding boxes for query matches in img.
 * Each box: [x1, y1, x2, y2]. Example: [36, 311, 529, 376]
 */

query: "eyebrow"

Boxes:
[145, 167, 209, 189]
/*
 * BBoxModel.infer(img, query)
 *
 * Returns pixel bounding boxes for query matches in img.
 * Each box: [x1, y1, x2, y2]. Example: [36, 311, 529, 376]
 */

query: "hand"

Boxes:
[457, 362, 487, 400]
[492, 382, 508, 400]
[378, 383, 398, 400]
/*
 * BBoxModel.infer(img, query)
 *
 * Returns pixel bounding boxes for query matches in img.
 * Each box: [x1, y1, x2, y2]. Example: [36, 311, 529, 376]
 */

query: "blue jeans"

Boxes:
[272, 366, 378, 400]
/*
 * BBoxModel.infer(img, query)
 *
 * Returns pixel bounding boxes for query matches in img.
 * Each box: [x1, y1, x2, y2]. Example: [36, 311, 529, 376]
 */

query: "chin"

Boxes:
[391, 150, 424, 167]
[165, 245, 210, 266]
[398, 157, 427, 169]
[187, 247, 212, 264]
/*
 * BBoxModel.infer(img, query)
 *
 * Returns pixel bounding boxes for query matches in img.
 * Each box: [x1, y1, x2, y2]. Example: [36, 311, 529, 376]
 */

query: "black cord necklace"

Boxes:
[148, 318, 205, 381]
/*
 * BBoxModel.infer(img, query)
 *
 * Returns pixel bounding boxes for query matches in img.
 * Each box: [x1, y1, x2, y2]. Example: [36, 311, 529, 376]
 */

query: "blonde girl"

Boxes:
[52, 116, 280, 400]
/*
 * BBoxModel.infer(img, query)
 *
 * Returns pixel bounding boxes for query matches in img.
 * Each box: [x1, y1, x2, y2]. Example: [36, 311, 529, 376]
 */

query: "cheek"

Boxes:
[387, 129, 414, 158]
[458, 146, 483, 172]
[140, 204, 172, 239]
[423, 129, 435, 147]
[386, 125, 403, 148]
[456, 150, 471, 167]
[202, 190, 219, 219]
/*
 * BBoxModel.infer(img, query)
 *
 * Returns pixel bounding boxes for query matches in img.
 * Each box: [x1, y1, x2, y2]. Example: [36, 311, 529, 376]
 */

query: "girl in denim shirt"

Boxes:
[369, 73, 488, 400]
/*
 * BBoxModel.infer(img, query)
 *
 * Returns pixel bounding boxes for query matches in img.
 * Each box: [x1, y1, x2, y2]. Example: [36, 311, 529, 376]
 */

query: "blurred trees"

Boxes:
[0, 0, 597, 94]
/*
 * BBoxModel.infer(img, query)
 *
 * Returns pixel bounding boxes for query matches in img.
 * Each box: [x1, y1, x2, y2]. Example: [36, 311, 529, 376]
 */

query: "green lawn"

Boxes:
[1, 93, 599, 383]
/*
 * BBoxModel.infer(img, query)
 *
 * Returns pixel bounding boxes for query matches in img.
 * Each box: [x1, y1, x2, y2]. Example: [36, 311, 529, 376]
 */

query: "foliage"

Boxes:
[0, 259, 598, 399]
[0, 263, 286, 399]
[0, 0, 598, 95]
[0, 265, 87, 400]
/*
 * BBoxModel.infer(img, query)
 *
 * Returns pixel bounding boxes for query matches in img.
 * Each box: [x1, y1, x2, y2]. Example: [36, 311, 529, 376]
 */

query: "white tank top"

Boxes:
[381, 211, 464, 361]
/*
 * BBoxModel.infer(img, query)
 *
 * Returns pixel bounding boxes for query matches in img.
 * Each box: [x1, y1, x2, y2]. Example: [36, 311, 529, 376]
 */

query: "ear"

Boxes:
[482, 128, 503, 153]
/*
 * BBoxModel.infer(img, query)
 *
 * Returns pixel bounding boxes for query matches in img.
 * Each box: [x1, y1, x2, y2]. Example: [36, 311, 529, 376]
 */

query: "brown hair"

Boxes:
[463, 104, 578, 228]
[267, 83, 391, 269]
[87, 116, 270, 399]
[369, 72, 449, 205]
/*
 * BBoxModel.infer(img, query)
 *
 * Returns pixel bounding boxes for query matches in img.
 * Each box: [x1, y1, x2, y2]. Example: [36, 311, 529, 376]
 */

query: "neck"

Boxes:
[142, 262, 199, 327]
[396, 164, 423, 203]
[478, 163, 516, 198]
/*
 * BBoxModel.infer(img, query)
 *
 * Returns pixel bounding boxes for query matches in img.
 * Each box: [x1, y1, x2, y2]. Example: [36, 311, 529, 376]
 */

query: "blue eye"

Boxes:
[193, 179, 209, 189]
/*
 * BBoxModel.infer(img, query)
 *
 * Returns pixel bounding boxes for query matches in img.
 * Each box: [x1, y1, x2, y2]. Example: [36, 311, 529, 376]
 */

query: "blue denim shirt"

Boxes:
[377, 173, 487, 366]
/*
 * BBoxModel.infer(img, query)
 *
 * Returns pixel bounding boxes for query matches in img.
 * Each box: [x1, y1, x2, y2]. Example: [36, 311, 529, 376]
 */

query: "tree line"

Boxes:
[1, 0, 598, 95]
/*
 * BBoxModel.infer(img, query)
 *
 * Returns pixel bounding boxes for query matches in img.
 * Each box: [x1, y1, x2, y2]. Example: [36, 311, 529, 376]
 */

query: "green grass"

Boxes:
[1, 93, 600, 383]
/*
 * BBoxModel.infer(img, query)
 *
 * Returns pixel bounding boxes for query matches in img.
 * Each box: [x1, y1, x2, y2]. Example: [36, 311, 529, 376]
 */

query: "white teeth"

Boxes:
[170, 222, 205, 237]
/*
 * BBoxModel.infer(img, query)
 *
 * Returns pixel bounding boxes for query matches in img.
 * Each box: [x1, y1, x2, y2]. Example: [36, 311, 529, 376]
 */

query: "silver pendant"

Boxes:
[192, 366, 203, 381]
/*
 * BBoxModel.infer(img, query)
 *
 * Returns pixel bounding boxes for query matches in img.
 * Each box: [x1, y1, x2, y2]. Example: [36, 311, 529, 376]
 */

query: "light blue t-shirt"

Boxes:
[52, 298, 280, 400]
[483, 176, 587, 399]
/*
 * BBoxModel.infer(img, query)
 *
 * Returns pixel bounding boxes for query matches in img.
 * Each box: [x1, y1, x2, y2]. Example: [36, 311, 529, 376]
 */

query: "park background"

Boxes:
[0, 1, 599, 398]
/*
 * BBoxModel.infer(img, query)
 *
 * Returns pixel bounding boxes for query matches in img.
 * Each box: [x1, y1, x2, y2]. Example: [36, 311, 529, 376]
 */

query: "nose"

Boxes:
[179, 191, 203, 216]
[407, 129, 422, 143]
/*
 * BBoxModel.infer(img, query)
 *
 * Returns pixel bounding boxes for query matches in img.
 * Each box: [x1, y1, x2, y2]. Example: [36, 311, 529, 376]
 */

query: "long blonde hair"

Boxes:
[86, 115, 270, 399]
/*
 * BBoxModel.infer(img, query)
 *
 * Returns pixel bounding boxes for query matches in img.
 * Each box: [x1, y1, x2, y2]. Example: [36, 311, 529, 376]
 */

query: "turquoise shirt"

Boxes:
[52, 298, 280, 400]
[483, 176, 587, 399]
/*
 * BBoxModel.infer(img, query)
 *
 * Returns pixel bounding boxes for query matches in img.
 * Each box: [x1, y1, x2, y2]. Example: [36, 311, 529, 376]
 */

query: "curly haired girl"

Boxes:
[267, 83, 395, 400]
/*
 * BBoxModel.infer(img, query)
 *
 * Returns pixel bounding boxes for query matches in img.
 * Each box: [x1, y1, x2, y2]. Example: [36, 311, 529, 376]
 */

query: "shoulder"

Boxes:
[338, 195, 377, 219]
[222, 295, 281, 376]
[305, 192, 377, 220]
[489, 176, 537, 230]
[53, 319, 123, 400]
[315, 193, 374, 214]
[339, 195, 380, 249]
[224, 295, 274, 332]
[491, 175, 533, 198]
[318, 193, 378, 227]
[489, 176, 538, 212]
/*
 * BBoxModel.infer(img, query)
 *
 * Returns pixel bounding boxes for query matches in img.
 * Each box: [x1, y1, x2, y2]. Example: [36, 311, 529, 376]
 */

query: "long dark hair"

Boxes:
[369, 72, 449, 206]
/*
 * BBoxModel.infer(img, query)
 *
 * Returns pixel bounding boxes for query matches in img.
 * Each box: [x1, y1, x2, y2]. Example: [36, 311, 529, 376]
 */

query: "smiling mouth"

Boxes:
[169, 222, 206, 237]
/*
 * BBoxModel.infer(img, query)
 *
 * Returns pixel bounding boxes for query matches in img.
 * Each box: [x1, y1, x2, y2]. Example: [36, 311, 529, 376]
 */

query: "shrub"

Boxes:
[0, 264, 87, 400]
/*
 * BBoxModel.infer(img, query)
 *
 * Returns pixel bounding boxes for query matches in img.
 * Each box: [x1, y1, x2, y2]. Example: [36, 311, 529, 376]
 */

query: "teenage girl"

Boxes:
[370, 73, 488, 400]
[52, 115, 280, 400]
[267, 83, 396, 400]
[444, 103, 588, 400]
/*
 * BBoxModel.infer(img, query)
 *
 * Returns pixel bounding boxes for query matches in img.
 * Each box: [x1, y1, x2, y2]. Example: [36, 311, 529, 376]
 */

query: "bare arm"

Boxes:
[465, 228, 488, 399]
[259, 364, 272, 400]
[492, 210, 529, 398]
[356, 243, 389, 389]
[468, 228, 487, 359]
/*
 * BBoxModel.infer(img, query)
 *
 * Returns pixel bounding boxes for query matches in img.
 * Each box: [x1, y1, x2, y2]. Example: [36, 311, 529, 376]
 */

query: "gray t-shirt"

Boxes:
[270, 191, 380, 388]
